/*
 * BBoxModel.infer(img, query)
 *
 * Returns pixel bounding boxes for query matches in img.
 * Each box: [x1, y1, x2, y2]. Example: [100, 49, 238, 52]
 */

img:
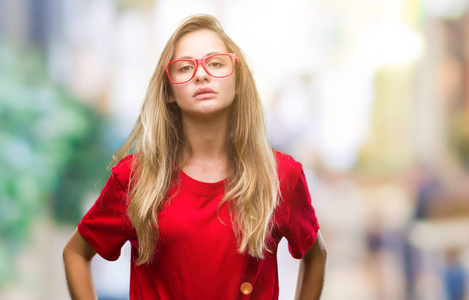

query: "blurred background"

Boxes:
[1, 0, 469, 299]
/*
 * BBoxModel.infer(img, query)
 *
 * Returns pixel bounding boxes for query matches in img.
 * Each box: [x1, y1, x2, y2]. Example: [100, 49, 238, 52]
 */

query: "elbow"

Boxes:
[63, 241, 73, 263]
[63, 229, 97, 262]
[63, 242, 69, 259]
[320, 241, 328, 258]
[321, 247, 328, 265]
[319, 245, 327, 258]
[319, 238, 328, 264]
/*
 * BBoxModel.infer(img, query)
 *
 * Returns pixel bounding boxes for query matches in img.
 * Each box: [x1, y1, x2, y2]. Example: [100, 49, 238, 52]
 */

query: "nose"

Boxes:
[193, 59, 210, 83]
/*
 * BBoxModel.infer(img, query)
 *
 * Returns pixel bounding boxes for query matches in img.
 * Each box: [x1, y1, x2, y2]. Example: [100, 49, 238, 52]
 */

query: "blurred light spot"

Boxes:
[358, 19, 425, 67]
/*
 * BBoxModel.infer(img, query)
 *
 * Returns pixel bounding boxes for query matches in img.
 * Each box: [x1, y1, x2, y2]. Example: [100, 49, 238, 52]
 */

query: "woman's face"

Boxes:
[168, 30, 236, 119]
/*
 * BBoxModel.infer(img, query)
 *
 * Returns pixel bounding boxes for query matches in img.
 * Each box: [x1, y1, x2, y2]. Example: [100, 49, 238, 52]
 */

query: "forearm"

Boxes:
[294, 254, 327, 300]
[63, 248, 98, 300]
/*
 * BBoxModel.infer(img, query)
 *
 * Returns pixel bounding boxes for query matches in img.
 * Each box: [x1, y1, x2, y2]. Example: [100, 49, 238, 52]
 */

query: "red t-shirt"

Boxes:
[78, 151, 319, 299]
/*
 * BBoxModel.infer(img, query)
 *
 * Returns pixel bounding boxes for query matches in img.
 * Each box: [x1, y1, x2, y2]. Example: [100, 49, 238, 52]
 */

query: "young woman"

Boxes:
[63, 14, 327, 300]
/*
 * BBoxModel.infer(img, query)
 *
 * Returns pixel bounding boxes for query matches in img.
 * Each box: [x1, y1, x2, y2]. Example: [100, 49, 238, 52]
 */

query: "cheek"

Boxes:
[170, 85, 189, 103]
[227, 77, 236, 98]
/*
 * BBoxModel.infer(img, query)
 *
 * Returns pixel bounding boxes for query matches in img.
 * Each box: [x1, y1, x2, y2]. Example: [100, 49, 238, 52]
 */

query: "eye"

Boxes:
[169, 60, 195, 73]
[208, 61, 224, 68]
[178, 65, 193, 72]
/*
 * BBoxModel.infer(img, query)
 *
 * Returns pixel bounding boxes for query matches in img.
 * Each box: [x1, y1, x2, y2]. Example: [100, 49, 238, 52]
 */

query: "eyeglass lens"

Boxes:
[168, 54, 234, 83]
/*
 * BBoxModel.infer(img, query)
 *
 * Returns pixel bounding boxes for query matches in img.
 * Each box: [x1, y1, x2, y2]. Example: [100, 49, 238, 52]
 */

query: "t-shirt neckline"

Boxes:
[179, 170, 226, 194]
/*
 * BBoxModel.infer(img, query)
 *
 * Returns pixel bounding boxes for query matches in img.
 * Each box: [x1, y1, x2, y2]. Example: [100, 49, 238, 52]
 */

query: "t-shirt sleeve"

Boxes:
[77, 170, 132, 261]
[284, 169, 320, 259]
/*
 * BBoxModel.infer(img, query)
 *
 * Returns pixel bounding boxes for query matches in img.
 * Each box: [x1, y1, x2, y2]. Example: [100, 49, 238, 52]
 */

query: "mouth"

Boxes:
[193, 87, 217, 98]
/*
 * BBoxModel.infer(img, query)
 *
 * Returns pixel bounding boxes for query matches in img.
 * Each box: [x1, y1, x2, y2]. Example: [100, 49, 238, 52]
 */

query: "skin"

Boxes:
[295, 230, 328, 300]
[63, 29, 327, 299]
[63, 229, 98, 299]
[169, 29, 236, 119]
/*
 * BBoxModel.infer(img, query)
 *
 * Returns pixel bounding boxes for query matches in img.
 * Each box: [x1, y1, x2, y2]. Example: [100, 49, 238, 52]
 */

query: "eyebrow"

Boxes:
[175, 52, 221, 60]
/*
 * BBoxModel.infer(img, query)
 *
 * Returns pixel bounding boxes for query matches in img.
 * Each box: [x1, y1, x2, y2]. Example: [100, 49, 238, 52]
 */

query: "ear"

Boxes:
[168, 95, 176, 103]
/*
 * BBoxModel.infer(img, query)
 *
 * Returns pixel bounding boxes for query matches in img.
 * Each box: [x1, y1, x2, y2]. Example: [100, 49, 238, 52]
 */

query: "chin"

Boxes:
[194, 105, 231, 117]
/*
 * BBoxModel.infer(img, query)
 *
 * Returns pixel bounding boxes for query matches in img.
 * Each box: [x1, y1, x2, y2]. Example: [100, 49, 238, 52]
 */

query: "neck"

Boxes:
[181, 112, 229, 165]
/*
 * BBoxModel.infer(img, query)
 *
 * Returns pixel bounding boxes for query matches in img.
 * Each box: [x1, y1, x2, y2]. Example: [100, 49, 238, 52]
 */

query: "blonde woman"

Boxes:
[63, 14, 327, 300]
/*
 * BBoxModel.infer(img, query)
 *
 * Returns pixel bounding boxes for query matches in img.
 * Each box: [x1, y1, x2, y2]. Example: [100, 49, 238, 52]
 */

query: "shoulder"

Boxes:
[110, 154, 135, 189]
[274, 150, 303, 184]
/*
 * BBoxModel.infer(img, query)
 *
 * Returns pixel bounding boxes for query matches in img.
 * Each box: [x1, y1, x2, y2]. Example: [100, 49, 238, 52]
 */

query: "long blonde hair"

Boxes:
[110, 14, 279, 265]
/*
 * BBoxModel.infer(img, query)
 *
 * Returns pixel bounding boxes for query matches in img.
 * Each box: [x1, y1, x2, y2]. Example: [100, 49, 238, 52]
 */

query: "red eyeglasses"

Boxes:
[166, 53, 238, 84]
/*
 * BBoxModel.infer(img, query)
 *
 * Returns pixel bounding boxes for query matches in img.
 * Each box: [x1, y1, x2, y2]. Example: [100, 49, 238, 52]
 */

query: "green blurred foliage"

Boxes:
[0, 45, 113, 286]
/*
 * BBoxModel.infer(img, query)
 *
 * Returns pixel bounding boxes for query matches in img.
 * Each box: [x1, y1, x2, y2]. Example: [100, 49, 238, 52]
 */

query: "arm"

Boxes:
[63, 228, 98, 300]
[294, 230, 328, 300]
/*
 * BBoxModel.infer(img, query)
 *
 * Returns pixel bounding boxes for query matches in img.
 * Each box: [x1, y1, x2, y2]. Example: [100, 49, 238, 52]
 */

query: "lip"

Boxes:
[193, 87, 217, 99]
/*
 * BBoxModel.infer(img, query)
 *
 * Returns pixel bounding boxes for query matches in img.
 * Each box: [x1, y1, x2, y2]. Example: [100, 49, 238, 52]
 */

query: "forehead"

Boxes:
[173, 30, 228, 59]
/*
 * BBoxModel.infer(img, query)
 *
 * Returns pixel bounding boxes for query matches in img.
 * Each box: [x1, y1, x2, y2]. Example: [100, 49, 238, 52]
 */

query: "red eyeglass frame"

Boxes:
[165, 53, 239, 84]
